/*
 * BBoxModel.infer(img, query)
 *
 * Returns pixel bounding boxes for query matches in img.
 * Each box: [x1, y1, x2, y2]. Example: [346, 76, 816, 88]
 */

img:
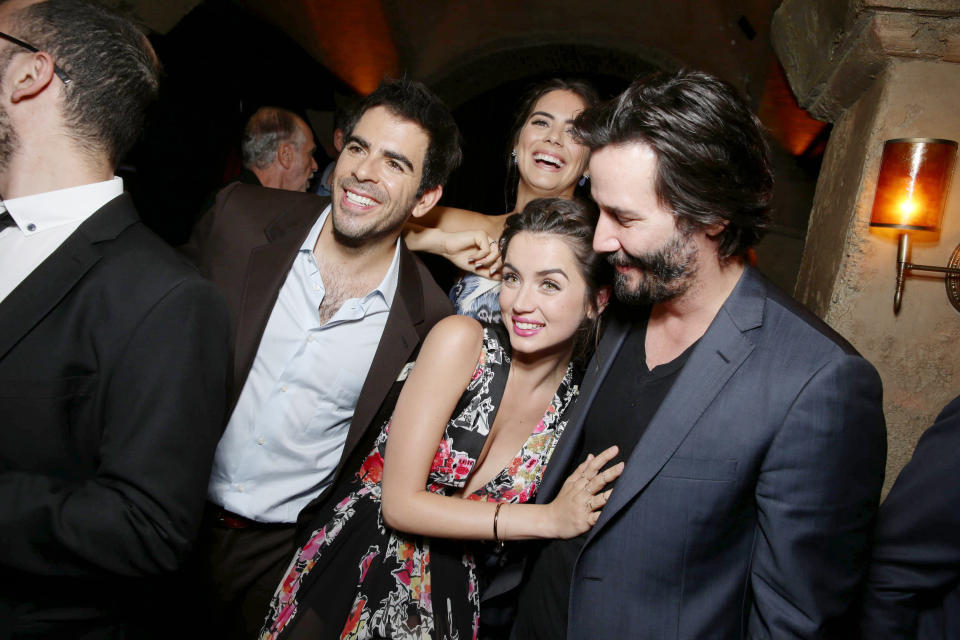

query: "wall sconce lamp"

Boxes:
[869, 138, 959, 313]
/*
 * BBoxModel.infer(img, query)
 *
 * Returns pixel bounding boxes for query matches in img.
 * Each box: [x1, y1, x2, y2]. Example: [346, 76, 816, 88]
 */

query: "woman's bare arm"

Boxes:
[401, 206, 509, 277]
[416, 205, 509, 239]
[402, 223, 502, 276]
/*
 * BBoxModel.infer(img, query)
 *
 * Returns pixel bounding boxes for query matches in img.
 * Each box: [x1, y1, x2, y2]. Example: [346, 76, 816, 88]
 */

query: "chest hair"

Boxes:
[315, 255, 382, 325]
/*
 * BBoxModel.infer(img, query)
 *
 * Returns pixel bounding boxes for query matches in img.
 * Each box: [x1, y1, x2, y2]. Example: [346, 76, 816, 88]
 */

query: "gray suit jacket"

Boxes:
[529, 267, 886, 639]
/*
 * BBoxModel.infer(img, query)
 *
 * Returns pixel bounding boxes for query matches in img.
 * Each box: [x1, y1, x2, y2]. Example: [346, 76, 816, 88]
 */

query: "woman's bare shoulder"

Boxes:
[424, 315, 485, 355]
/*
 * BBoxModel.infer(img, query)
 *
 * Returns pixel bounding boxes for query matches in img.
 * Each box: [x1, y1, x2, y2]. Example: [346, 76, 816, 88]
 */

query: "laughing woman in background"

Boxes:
[405, 78, 600, 322]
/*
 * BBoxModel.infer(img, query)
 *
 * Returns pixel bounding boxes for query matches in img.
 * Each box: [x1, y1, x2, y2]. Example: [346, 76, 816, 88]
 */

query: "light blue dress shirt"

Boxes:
[208, 206, 401, 523]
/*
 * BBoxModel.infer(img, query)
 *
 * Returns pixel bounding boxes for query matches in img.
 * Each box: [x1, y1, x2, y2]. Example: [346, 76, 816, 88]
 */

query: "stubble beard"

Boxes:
[330, 177, 414, 249]
[0, 102, 18, 177]
[0, 53, 19, 179]
[609, 227, 699, 306]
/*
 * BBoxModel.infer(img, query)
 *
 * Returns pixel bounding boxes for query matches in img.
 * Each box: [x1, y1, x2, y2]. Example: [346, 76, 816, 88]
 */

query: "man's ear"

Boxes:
[333, 129, 344, 154]
[277, 142, 294, 169]
[704, 219, 728, 239]
[410, 184, 442, 219]
[589, 285, 612, 319]
[9, 51, 56, 103]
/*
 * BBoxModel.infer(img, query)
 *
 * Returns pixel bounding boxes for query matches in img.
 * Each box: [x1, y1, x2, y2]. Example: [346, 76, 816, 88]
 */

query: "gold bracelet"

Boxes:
[493, 502, 505, 544]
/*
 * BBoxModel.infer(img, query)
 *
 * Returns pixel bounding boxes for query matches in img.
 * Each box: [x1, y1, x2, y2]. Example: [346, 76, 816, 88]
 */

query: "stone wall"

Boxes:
[774, 0, 960, 490]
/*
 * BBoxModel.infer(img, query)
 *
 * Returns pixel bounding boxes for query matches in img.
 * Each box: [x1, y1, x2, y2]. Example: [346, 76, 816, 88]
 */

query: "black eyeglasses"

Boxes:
[0, 30, 71, 85]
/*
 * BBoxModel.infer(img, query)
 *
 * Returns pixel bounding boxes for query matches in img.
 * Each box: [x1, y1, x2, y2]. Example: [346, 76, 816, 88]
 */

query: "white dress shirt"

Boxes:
[208, 206, 401, 523]
[0, 177, 124, 304]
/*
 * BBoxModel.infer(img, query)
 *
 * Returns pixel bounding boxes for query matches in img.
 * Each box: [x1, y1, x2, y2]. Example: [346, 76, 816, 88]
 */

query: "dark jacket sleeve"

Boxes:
[860, 395, 960, 639]
[0, 277, 231, 577]
[749, 353, 887, 637]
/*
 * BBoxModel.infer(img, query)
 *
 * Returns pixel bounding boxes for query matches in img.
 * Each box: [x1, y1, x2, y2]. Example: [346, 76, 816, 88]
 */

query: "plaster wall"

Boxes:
[801, 58, 960, 490]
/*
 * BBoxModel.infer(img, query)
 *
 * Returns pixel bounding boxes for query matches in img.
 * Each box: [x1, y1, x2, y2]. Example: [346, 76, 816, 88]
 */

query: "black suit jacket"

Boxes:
[0, 194, 231, 636]
[186, 183, 451, 516]
[861, 394, 960, 639]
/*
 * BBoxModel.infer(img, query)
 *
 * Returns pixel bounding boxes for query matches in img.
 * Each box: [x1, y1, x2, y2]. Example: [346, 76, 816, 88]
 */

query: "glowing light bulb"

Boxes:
[898, 198, 918, 221]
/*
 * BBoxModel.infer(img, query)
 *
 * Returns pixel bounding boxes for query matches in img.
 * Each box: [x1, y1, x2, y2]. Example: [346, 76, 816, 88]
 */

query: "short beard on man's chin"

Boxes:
[608, 231, 698, 306]
[329, 205, 410, 250]
[613, 272, 692, 306]
[331, 224, 369, 249]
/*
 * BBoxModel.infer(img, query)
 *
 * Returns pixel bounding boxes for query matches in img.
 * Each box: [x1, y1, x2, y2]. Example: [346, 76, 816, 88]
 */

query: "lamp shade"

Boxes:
[870, 138, 958, 231]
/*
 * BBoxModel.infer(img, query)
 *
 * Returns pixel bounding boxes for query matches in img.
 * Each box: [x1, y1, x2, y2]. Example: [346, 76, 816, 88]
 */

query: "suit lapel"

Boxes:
[232, 238, 305, 391]
[341, 247, 423, 461]
[231, 200, 322, 396]
[535, 311, 632, 502]
[0, 195, 137, 361]
[588, 269, 766, 536]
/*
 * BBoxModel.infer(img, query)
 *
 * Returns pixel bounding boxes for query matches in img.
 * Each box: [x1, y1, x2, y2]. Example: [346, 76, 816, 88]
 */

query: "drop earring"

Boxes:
[578, 173, 589, 187]
[511, 149, 518, 165]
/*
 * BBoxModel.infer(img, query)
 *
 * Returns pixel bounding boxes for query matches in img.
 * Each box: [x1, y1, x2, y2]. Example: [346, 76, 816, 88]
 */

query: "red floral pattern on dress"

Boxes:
[358, 450, 384, 485]
[259, 325, 579, 640]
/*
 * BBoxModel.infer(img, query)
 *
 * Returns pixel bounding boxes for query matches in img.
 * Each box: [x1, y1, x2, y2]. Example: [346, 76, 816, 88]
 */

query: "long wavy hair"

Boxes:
[503, 78, 600, 212]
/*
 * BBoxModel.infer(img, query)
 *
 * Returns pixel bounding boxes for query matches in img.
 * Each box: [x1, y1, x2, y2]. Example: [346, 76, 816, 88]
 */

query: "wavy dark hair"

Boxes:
[500, 197, 611, 364]
[344, 78, 462, 198]
[504, 78, 601, 211]
[574, 69, 773, 259]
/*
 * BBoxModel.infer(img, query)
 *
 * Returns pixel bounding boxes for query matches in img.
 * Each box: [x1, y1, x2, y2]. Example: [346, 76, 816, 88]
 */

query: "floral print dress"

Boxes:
[259, 323, 581, 640]
[449, 274, 502, 324]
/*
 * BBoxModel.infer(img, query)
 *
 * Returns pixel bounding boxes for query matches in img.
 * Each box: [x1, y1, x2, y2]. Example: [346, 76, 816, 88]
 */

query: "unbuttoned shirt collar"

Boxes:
[207, 204, 403, 523]
[300, 205, 401, 313]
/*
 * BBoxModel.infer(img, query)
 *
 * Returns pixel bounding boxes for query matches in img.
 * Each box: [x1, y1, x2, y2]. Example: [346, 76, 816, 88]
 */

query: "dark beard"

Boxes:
[0, 103, 18, 177]
[608, 229, 698, 306]
[0, 50, 19, 178]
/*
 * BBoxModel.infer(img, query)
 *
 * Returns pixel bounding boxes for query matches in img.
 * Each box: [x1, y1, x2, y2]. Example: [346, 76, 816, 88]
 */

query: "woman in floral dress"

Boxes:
[259, 198, 617, 640]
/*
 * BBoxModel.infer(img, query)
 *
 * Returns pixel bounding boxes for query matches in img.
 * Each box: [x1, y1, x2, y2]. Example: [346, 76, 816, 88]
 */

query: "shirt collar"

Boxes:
[300, 204, 402, 308]
[3, 177, 124, 236]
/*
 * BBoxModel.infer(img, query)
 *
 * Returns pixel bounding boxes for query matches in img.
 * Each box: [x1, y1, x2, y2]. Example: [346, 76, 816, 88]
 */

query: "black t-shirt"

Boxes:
[512, 315, 696, 640]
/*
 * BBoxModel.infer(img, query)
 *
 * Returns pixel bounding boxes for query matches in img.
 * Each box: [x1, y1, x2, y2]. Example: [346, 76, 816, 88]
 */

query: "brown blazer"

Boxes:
[185, 182, 452, 497]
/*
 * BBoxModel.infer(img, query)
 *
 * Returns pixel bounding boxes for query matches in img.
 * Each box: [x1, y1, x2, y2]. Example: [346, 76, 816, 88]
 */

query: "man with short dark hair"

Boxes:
[511, 70, 887, 639]
[241, 106, 318, 191]
[188, 77, 459, 637]
[0, 0, 231, 636]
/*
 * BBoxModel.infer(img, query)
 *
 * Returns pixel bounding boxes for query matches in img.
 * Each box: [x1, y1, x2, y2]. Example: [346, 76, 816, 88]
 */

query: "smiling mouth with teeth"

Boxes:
[533, 152, 565, 169]
[515, 320, 544, 329]
[345, 190, 379, 207]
